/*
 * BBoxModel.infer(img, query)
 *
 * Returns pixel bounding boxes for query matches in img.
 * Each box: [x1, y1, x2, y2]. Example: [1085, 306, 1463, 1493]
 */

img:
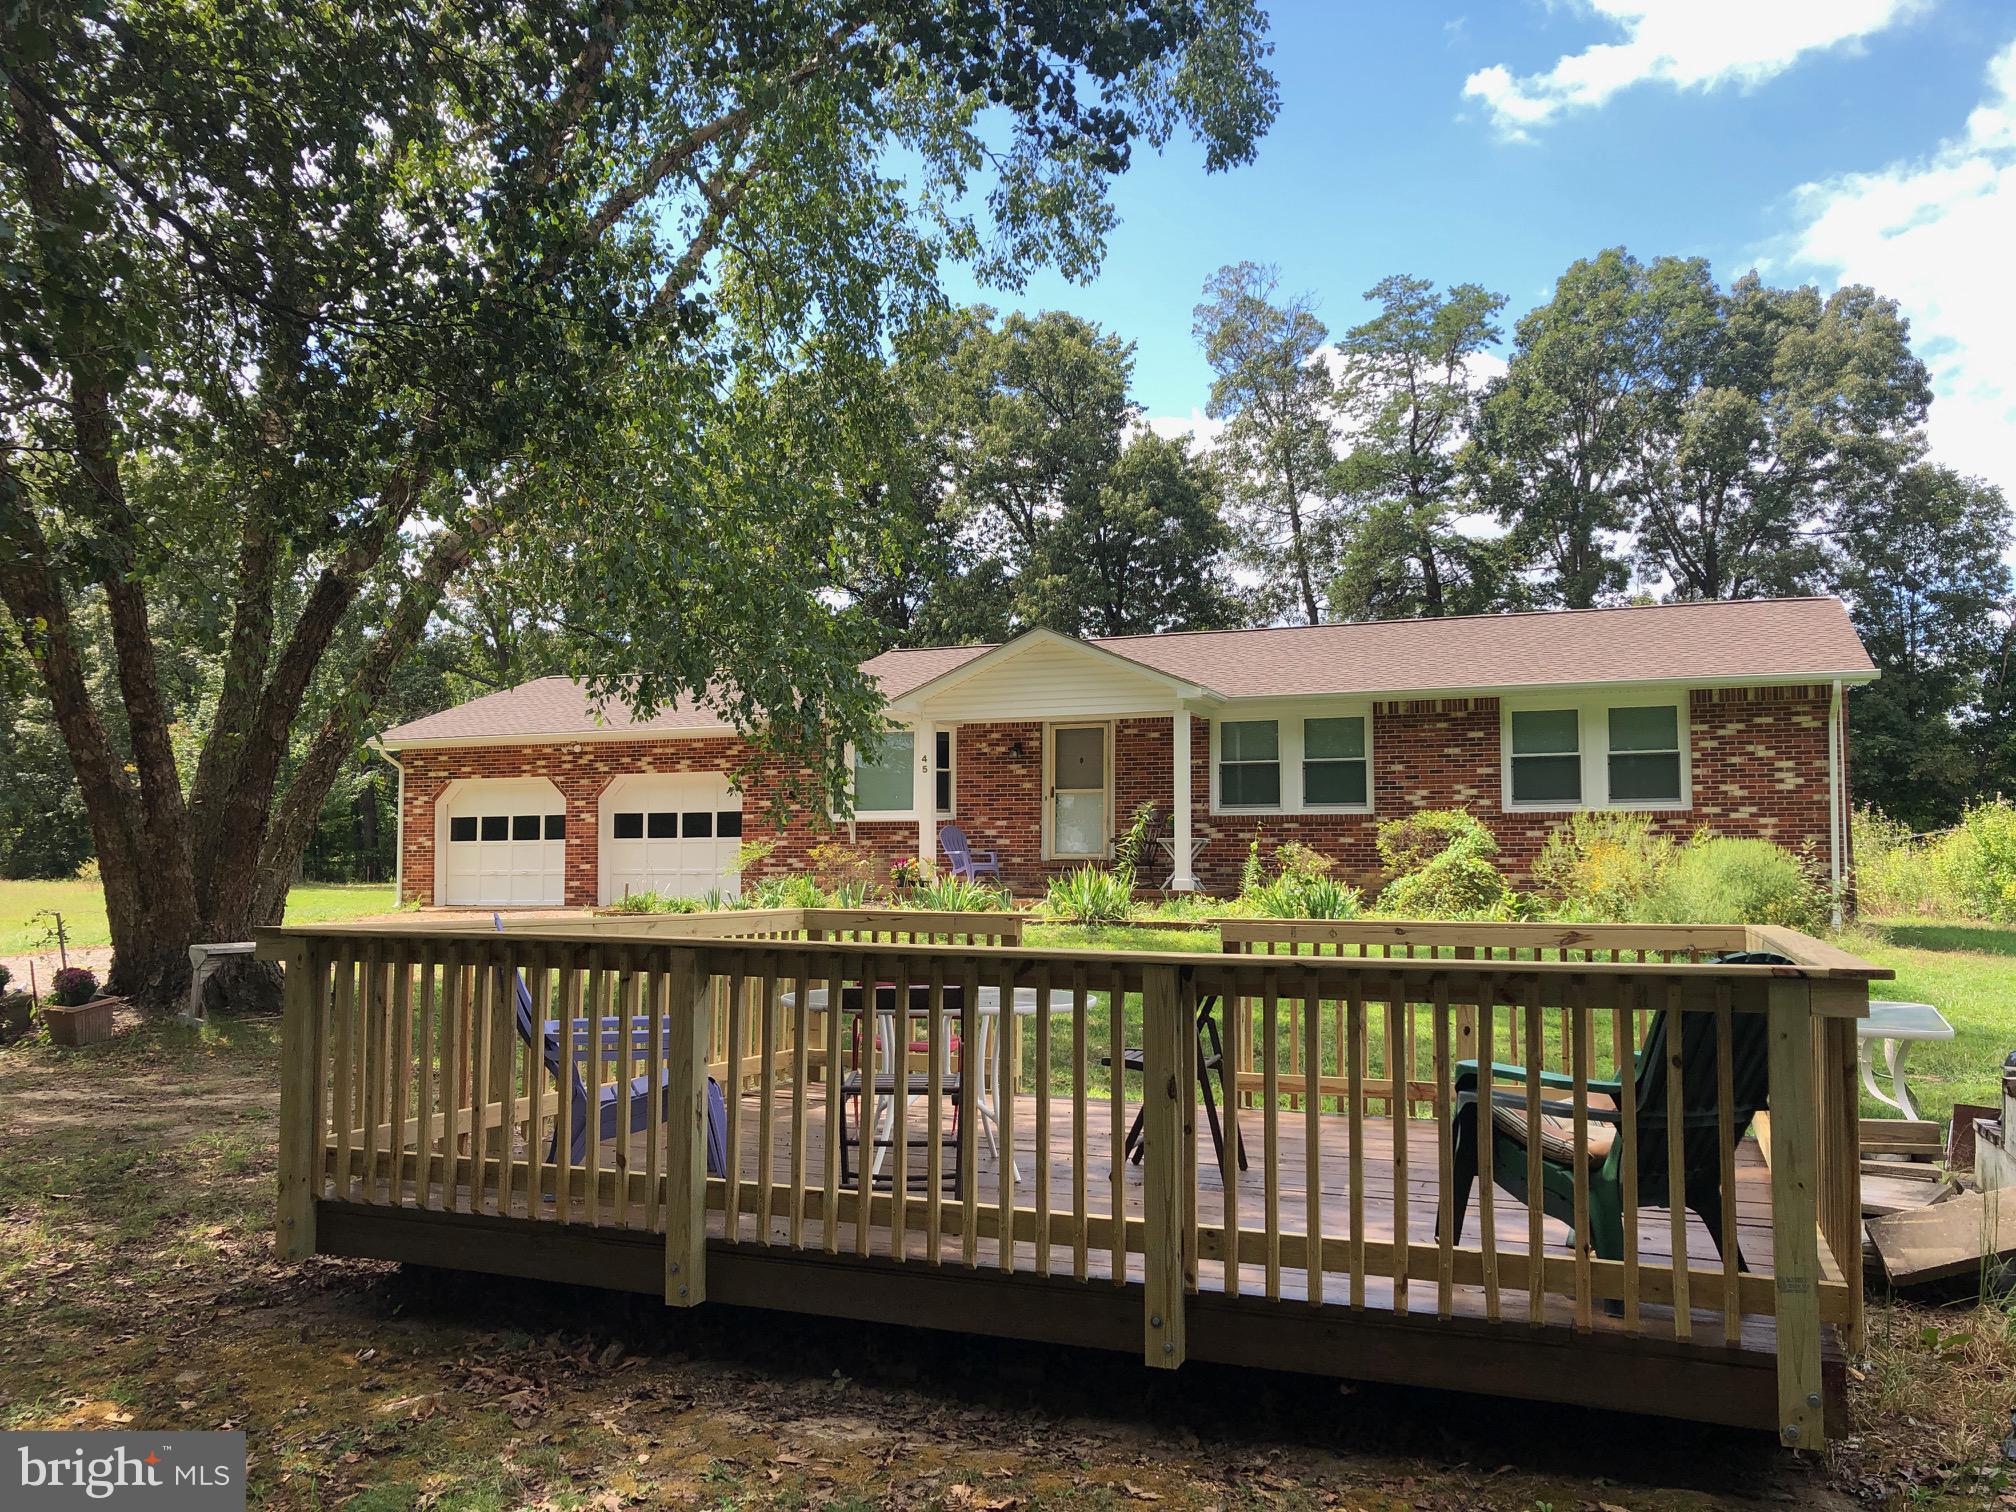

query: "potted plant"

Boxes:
[43, 966, 114, 1047]
[0, 964, 30, 1039]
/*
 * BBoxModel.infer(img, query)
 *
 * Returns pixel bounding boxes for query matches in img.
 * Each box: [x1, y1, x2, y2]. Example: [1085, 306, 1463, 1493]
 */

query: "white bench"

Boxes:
[184, 941, 257, 1024]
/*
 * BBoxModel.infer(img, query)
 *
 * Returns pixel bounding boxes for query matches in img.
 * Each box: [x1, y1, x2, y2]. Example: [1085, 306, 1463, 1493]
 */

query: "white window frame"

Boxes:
[843, 729, 919, 819]
[1499, 691, 1692, 813]
[1208, 703, 1375, 815]
[935, 727, 955, 817]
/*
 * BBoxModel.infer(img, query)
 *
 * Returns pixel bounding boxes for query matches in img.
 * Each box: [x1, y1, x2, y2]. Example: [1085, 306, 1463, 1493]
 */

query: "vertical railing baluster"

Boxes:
[1615, 980, 1640, 1332]
[1034, 963, 1053, 1278]
[1570, 979, 1592, 1332]
[1262, 973, 1280, 1301]
[789, 953, 813, 1250]
[1389, 987, 1410, 1316]
[1666, 979, 1691, 1340]
[758, 963, 778, 1245]
[1434, 978, 1454, 1321]
[1345, 984, 1364, 1310]
[1107, 966, 1125, 1288]
[823, 955, 844, 1256]
[1477, 977, 1499, 1322]
[996, 957, 1017, 1274]
[1715, 983, 1739, 1345]
[1071, 965, 1089, 1283]
[1523, 976, 1545, 1325]
[1303, 984, 1323, 1307]
[961, 959, 982, 1269]
[926, 959, 946, 1263]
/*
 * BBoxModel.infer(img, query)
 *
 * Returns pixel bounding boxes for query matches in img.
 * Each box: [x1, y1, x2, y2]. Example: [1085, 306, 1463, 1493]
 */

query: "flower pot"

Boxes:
[44, 996, 117, 1047]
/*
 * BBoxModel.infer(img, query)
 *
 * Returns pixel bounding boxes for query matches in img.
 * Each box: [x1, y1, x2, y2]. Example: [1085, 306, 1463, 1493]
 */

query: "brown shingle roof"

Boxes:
[381, 599, 1873, 745]
[1079, 596, 1875, 699]
[381, 677, 731, 744]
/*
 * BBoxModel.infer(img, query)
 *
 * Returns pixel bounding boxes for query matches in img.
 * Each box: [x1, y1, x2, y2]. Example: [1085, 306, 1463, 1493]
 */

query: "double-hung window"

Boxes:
[1302, 716, 1368, 807]
[852, 731, 914, 814]
[1505, 700, 1688, 809]
[1508, 709, 1582, 805]
[1607, 706, 1683, 804]
[934, 729, 953, 815]
[1218, 720, 1281, 808]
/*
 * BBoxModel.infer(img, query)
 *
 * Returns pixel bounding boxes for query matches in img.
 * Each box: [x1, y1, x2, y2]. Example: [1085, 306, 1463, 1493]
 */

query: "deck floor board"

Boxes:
[343, 1083, 1835, 1360]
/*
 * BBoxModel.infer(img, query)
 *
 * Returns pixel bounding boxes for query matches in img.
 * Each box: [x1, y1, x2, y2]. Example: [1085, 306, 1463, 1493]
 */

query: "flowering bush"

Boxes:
[50, 966, 99, 1007]
[1533, 812, 1675, 922]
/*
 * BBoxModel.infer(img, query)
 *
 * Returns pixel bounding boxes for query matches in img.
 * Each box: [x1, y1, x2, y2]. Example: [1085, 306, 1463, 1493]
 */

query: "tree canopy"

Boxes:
[0, 0, 1278, 1000]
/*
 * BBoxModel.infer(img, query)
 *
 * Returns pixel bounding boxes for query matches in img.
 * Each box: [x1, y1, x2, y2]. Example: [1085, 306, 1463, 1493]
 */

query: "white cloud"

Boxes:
[1140, 408, 1228, 449]
[1464, 0, 1924, 139]
[1782, 38, 2016, 500]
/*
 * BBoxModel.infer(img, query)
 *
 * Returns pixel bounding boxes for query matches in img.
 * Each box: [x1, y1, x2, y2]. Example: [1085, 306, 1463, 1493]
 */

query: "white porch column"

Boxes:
[913, 719, 936, 866]
[1170, 706, 1198, 892]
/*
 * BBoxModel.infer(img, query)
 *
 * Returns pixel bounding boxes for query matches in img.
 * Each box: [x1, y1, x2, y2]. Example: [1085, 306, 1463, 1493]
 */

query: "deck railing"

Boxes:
[264, 912, 1879, 1448]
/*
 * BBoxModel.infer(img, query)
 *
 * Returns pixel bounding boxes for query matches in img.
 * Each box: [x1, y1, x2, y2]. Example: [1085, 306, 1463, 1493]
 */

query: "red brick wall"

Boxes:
[396, 685, 1847, 905]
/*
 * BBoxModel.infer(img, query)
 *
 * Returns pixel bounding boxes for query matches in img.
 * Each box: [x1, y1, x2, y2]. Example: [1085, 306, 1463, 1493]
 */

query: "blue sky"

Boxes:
[938, 0, 2016, 500]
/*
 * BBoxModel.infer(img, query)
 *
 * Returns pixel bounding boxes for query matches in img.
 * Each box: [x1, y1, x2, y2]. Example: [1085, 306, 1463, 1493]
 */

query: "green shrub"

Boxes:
[605, 890, 705, 914]
[1111, 801, 1160, 884]
[1377, 855, 1520, 920]
[1372, 808, 1516, 919]
[1043, 865, 1134, 925]
[1850, 807, 1942, 917]
[0, 963, 10, 995]
[909, 874, 1013, 912]
[1375, 808, 1496, 874]
[1637, 836, 1828, 930]
[1532, 812, 1675, 922]
[1232, 838, 1361, 918]
[1943, 799, 2016, 922]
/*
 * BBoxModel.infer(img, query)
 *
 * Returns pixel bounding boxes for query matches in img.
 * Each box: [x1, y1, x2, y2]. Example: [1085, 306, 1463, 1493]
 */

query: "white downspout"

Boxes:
[1827, 679, 1843, 929]
[373, 740, 405, 904]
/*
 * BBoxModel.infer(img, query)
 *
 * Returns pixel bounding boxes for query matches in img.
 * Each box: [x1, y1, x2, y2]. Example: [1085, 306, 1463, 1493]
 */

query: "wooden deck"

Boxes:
[273, 916, 1876, 1445]
[323, 1086, 1842, 1386]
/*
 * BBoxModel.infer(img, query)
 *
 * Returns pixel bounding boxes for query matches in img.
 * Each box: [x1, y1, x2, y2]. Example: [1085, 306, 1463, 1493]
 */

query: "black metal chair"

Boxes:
[1105, 989, 1247, 1172]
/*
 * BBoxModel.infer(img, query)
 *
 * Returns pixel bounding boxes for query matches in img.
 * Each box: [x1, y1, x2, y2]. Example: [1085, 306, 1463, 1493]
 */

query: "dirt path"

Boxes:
[0, 1018, 1989, 1510]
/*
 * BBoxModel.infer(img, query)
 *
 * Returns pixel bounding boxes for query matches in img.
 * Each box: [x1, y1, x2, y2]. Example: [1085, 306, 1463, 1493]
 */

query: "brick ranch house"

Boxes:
[378, 597, 1874, 909]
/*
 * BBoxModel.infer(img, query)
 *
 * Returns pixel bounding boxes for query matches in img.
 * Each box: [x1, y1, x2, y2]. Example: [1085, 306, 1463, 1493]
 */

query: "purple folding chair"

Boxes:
[937, 823, 1001, 884]
[493, 915, 727, 1176]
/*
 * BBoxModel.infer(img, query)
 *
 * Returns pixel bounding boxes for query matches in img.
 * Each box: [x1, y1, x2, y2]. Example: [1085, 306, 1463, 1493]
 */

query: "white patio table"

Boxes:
[1858, 999, 1954, 1123]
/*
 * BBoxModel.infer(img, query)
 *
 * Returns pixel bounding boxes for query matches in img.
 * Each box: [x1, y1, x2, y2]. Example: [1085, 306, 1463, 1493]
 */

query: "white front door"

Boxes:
[439, 780, 567, 906]
[599, 774, 743, 904]
[1048, 723, 1109, 859]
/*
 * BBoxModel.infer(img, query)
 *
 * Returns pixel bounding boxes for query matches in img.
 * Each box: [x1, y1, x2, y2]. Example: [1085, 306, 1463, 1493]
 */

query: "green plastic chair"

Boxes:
[1443, 951, 1786, 1266]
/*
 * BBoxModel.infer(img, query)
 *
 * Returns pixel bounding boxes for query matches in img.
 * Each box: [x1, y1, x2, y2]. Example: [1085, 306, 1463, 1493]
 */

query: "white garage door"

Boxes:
[600, 774, 743, 904]
[440, 780, 566, 906]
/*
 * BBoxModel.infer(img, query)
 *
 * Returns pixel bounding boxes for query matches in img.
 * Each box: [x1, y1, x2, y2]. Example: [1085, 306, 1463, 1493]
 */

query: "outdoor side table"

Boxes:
[1859, 999, 1954, 1123]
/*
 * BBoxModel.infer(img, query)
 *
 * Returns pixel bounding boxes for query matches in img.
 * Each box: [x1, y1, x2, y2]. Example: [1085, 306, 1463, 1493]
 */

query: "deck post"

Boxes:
[664, 948, 711, 1307]
[275, 941, 325, 1261]
[1765, 979, 1824, 1448]
[1140, 963, 1189, 1369]
[1819, 1011, 1864, 1354]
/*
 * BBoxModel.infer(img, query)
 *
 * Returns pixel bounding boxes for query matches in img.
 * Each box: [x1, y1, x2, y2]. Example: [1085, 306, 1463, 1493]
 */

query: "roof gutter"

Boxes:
[1828, 678, 1844, 929]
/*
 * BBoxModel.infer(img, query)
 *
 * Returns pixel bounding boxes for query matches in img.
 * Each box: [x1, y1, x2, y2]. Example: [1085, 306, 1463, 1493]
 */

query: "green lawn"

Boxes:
[0, 878, 396, 956]
[1840, 917, 2016, 1125]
